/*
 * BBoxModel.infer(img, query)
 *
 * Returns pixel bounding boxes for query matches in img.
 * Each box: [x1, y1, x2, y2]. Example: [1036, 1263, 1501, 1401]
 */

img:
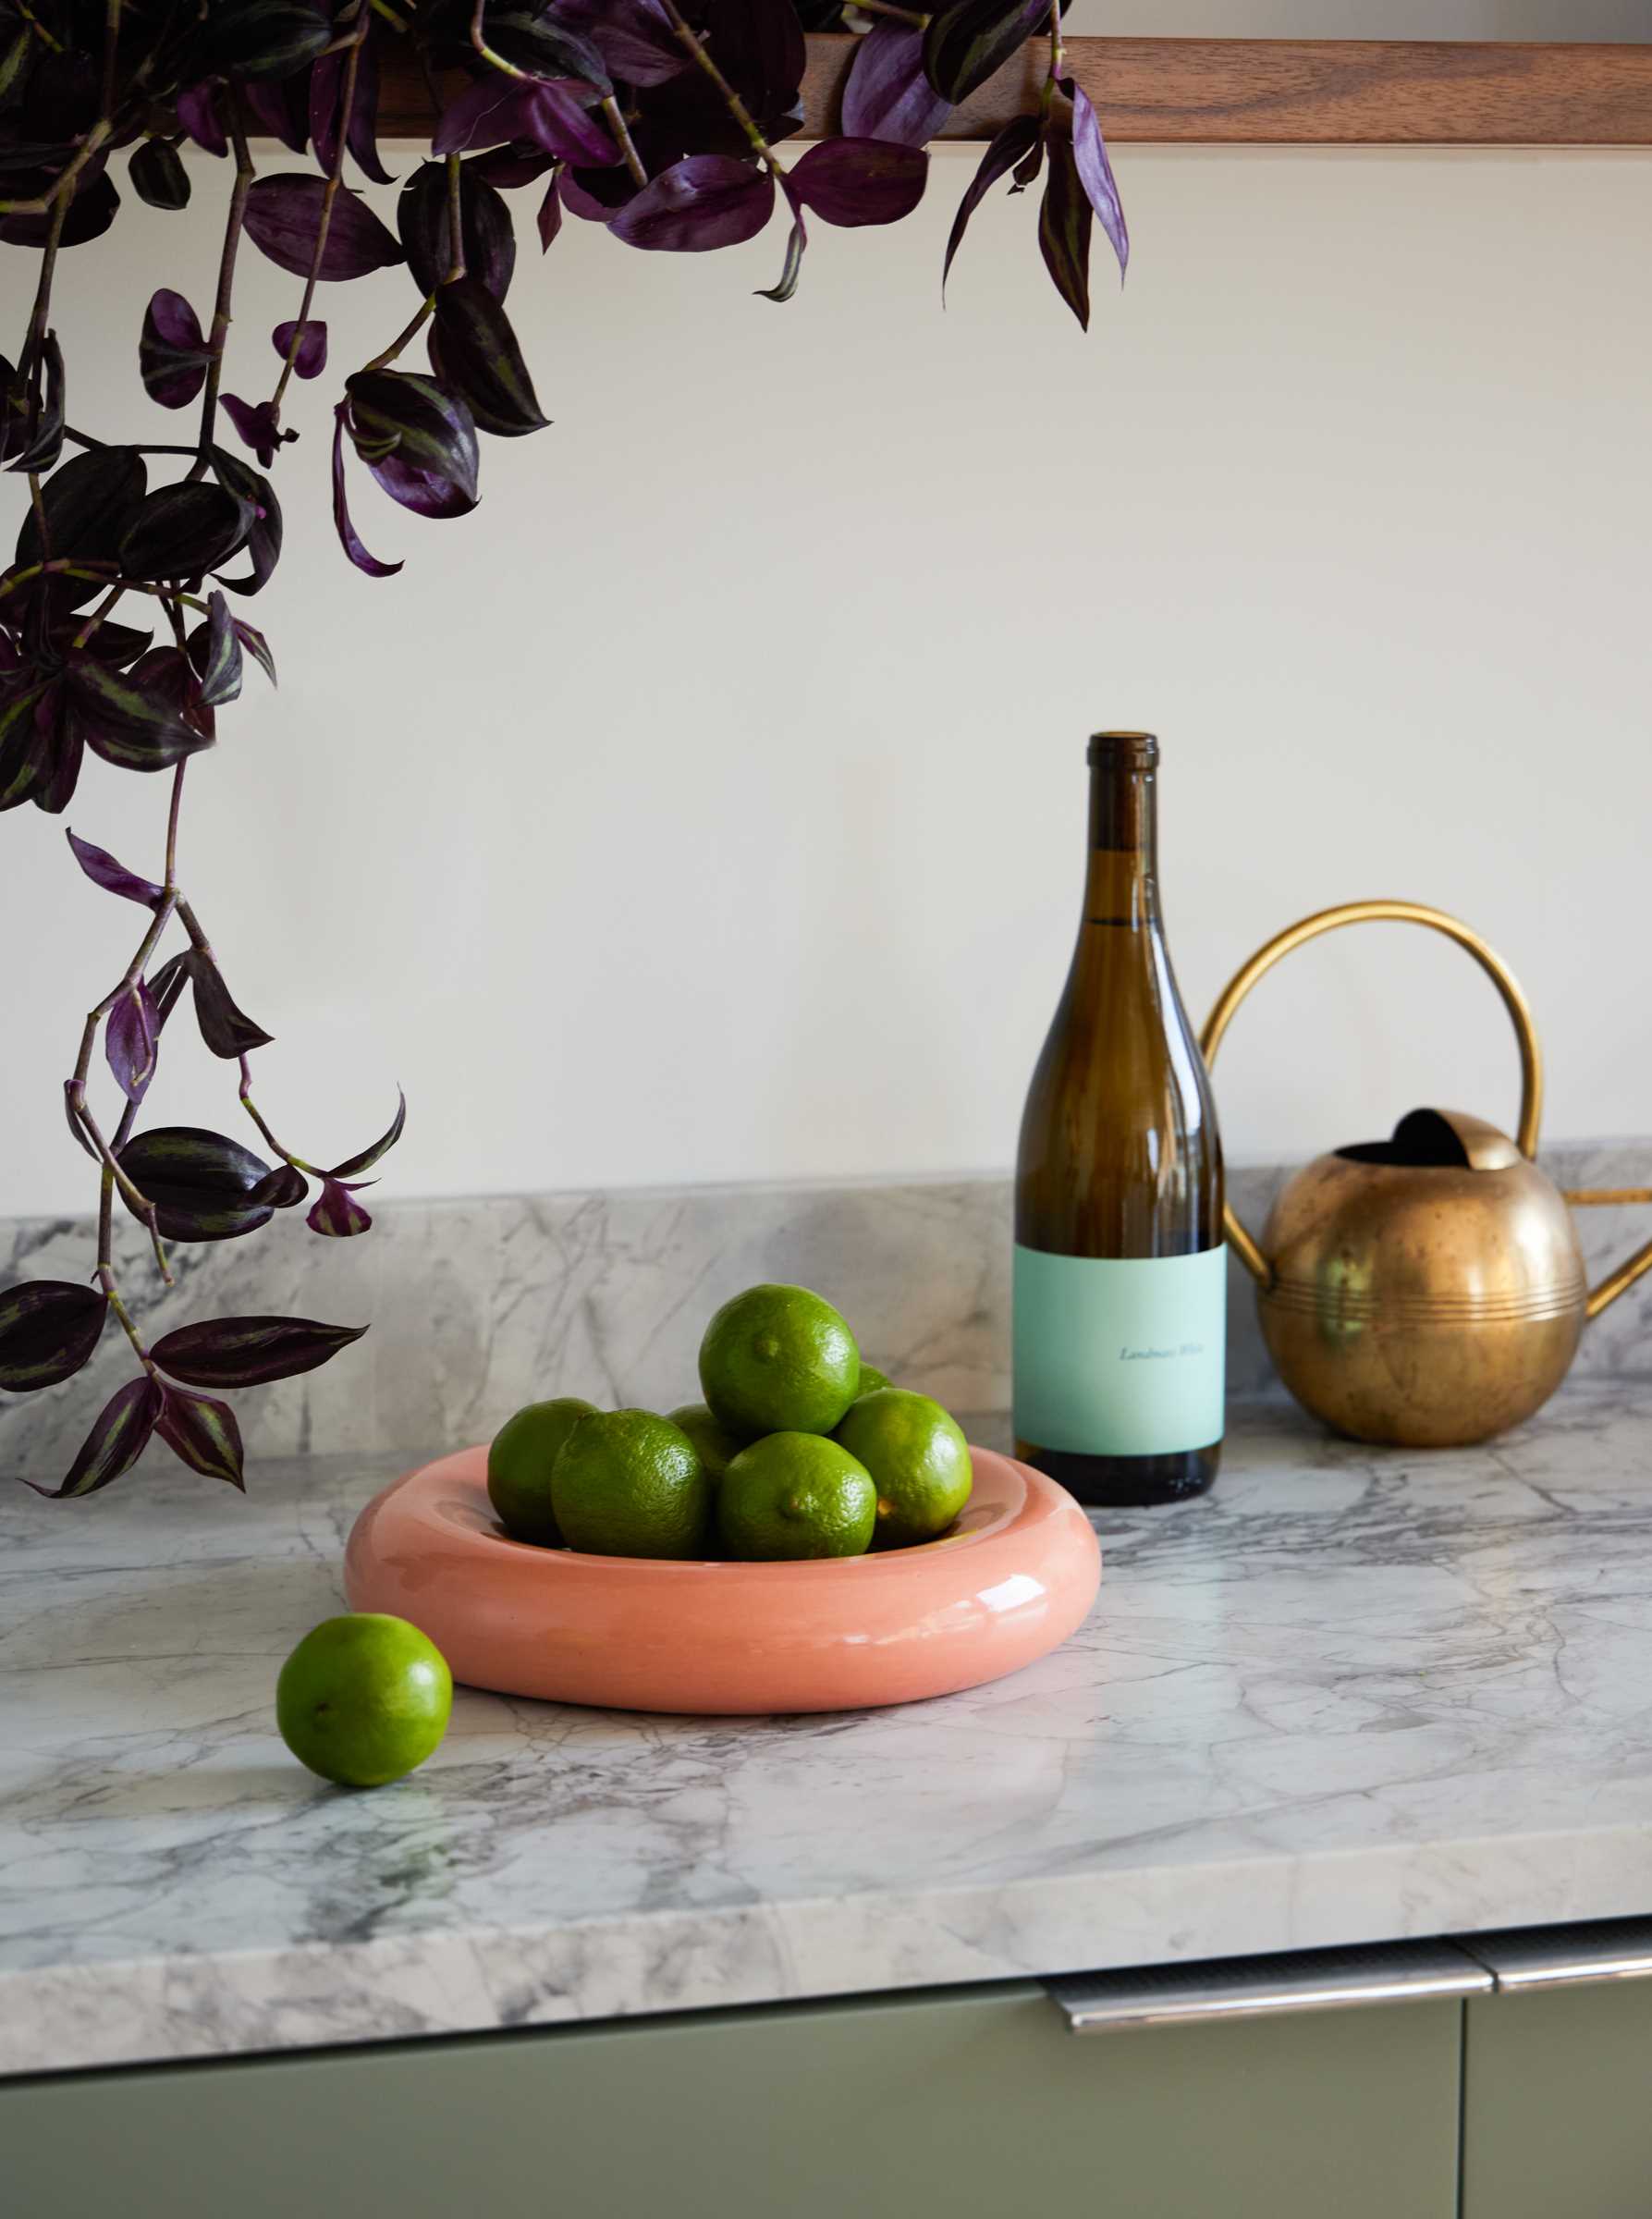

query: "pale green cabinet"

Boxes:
[6, 1980, 1462, 2219]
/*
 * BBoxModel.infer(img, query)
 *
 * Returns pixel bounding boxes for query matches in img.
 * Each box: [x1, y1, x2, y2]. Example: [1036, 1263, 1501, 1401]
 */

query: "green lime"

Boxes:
[698, 1283, 861, 1438]
[834, 1388, 973, 1548]
[487, 1396, 599, 1545]
[853, 1365, 891, 1400]
[717, 1432, 875, 1562]
[276, 1614, 452, 1789]
[667, 1402, 744, 1484]
[552, 1409, 712, 1559]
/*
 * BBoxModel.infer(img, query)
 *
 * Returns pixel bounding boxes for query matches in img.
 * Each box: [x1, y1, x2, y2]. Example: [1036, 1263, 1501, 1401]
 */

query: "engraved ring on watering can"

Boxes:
[1199, 900, 1652, 1447]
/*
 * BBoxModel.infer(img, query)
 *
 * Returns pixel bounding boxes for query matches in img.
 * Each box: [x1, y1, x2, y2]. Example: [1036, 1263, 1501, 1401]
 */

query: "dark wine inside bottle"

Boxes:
[1013, 732, 1225, 1506]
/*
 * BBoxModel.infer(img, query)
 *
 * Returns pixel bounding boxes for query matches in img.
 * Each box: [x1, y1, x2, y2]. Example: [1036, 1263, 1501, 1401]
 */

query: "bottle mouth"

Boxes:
[1088, 731, 1158, 767]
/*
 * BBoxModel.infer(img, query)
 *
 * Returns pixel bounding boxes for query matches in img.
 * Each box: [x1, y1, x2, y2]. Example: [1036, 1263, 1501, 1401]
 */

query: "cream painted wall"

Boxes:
[5, 131, 1651, 1215]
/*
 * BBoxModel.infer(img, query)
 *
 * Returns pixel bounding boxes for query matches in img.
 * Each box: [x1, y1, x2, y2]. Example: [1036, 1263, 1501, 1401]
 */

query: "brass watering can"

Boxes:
[1200, 900, 1652, 1447]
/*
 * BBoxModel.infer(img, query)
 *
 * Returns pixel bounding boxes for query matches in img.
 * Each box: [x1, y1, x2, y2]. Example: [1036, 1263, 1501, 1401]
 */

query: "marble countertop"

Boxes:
[7, 1382, 1652, 2079]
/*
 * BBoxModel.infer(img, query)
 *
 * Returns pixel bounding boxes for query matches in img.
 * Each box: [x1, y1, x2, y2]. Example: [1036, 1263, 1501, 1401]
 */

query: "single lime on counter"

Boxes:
[717, 1432, 876, 1562]
[276, 1613, 452, 1789]
[487, 1396, 599, 1545]
[552, 1408, 712, 1559]
[698, 1283, 861, 1439]
[835, 1388, 973, 1548]
[667, 1401, 744, 1484]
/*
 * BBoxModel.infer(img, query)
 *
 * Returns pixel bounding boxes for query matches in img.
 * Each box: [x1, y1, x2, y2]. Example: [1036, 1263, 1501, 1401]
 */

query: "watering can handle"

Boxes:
[1197, 900, 1545, 1290]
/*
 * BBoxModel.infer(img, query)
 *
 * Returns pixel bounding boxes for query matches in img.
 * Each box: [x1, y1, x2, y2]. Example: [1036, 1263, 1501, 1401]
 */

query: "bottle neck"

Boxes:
[1083, 753, 1160, 927]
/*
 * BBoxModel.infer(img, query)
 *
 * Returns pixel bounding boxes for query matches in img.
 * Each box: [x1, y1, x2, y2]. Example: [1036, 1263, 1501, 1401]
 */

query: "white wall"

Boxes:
[6, 133, 1651, 1216]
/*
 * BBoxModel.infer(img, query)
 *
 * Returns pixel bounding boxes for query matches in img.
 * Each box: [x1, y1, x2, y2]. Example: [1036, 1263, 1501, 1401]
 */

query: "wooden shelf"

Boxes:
[380, 36, 1652, 149]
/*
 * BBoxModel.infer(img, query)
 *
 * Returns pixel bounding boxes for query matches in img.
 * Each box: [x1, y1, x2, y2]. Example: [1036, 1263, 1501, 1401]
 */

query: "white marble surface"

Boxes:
[6, 1141, 1649, 1483]
[7, 1381, 1652, 2078]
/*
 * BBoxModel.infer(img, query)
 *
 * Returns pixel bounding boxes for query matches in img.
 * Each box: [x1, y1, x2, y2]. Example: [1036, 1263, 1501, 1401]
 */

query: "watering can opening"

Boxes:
[1334, 1108, 1524, 1174]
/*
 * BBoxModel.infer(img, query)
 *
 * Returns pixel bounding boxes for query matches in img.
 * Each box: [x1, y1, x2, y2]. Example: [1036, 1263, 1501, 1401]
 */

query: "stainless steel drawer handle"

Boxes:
[1455, 1916, 1652, 1992]
[1045, 1940, 1492, 2033]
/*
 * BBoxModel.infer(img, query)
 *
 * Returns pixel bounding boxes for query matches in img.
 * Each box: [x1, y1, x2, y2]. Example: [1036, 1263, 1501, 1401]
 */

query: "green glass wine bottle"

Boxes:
[1013, 732, 1225, 1505]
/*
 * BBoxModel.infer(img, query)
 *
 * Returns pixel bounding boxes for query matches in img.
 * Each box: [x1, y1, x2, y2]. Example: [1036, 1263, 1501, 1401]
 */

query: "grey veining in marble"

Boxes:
[6, 1381, 1652, 2078]
[4, 1141, 1648, 1484]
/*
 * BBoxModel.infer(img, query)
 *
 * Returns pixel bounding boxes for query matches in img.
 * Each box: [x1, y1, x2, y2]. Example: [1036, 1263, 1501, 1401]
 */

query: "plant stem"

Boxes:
[361, 296, 434, 374]
[192, 103, 257, 471]
[272, 16, 366, 412]
[99, 0, 121, 120]
[850, 1, 931, 26]
[238, 1061, 320, 1177]
[600, 96, 647, 189]
[164, 761, 186, 889]
[656, 0, 780, 169]
[0, 119, 110, 217]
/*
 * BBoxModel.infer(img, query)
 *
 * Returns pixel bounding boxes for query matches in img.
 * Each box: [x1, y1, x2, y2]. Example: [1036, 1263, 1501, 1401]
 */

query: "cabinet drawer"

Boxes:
[6, 1980, 1460, 2219]
[1463, 1979, 1652, 2219]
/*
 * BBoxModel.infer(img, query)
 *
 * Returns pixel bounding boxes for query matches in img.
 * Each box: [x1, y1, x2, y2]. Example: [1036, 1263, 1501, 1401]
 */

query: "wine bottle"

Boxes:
[1013, 732, 1225, 1505]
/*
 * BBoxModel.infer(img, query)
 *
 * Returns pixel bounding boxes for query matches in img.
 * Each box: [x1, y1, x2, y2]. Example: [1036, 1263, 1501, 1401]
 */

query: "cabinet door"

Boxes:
[6, 1982, 1462, 2219]
[1463, 1980, 1652, 2219]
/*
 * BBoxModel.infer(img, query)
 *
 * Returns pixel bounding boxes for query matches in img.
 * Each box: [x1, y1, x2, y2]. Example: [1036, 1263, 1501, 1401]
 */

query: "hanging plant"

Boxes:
[0, 0, 1127, 1501]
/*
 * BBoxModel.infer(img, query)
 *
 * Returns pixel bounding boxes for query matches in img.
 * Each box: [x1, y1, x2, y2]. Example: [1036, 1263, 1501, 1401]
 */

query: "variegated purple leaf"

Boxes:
[116, 1126, 275, 1244]
[221, 394, 294, 472]
[427, 281, 548, 439]
[153, 1314, 367, 1390]
[243, 174, 405, 281]
[190, 590, 242, 709]
[234, 620, 277, 689]
[538, 171, 563, 252]
[176, 84, 228, 158]
[1038, 129, 1092, 330]
[398, 161, 518, 304]
[310, 36, 392, 187]
[788, 138, 927, 228]
[106, 976, 161, 1104]
[553, 0, 688, 87]
[66, 828, 164, 908]
[251, 1163, 307, 1208]
[327, 1086, 406, 1179]
[24, 1375, 163, 1500]
[922, 0, 1047, 104]
[119, 484, 257, 581]
[307, 1178, 373, 1238]
[272, 319, 327, 379]
[434, 77, 610, 167]
[139, 288, 210, 411]
[608, 155, 775, 253]
[1066, 80, 1128, 280]
[344, 372, 480, 520]
[756, 183, 806, 303]
[149, 950, 192, 1030]
[0, 1280, 108, 1391]
[241, 77, 311, 155]
[210, 449, 283, 598]
[841, 22, 954, 149]
[331, 406, 402, 578]
[129, 139, 191, 212]
[942, 115, 1038, 299]
[190, 953, 275, 1060]
[157, 1384, 245, 1490]
[65, 655, 213, 773]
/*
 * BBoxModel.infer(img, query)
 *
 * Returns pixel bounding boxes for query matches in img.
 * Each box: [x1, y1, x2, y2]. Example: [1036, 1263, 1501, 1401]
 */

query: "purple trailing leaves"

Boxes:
[310, 35, 393, 188]
[188, 952, 275, 1060]
[552, 0, 688, 88]
[922, 0, 1048, 104]
[788, 139, 927, 228]
[15, 447, 148, 610]
[327, 1086, 406, 1180]
[116, 1127, 277, 1244]
[252, 1163, 309, 1208]
[210, 450, 283, 597]
[156, 1384, 245, 1489]
[608, 155, 775, 252]
[221, 394, 295, 471]
[243, 175, 405, 282]
[209, 0, 333, 83]
[27, 1376, 163, 1499]
[841, 23, 955, 150]
[273, 319, 328, 379]
[307, 1178, 373, 1238]
[129, 139, 191, 212]
[343, 372, 481, 521]
[427, 281, 548, 439]
[331, 406, 402, 579]
[64, 653, 213, 773]
[139, 290, 210, 412]
[190, 591, 243, 709]
[119, 483, 257, 581]
[434, 77, 616, 168]
[0, 1280, 108, 1392]
[538, 172, 563, 252]
[1067, 80, 1128, 281]
[398, 162, 517, 303]
[1038, 129, 1091, 331]
[66, 828, 163, 908]
[152, 1314, 368, 1390]
[942, 114, 1038, 299]
[176, 85, 228, 159]
[233, 619, 277, 690]
[106, 977, 161, 1104]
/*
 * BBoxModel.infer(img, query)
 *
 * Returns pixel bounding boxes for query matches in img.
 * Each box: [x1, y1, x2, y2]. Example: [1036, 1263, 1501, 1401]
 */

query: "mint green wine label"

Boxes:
[1013, 1245, 1226, 1456]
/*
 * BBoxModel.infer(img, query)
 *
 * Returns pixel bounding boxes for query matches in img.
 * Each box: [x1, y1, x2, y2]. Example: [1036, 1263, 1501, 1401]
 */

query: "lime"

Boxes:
[276, 1614, 452, 1789]
[717, 1432, 876, 1562]
[853, 1365, 891, 1400]
[698, 1283, 861, 1438]
[835, 1388, 973, 1548]
[667, 1402, 743, 1484]
[487, 1396, 599, 1545]
[552, 1409, 711, 1559]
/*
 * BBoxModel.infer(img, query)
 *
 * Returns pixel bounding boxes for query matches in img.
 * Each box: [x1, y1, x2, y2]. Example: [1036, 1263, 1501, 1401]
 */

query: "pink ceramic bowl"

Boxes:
[343, 1445, 1100, 1715]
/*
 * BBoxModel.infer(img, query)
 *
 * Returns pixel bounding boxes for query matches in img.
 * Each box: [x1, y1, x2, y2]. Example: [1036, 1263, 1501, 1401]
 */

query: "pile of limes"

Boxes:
[485, 1282, 973, 1563]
